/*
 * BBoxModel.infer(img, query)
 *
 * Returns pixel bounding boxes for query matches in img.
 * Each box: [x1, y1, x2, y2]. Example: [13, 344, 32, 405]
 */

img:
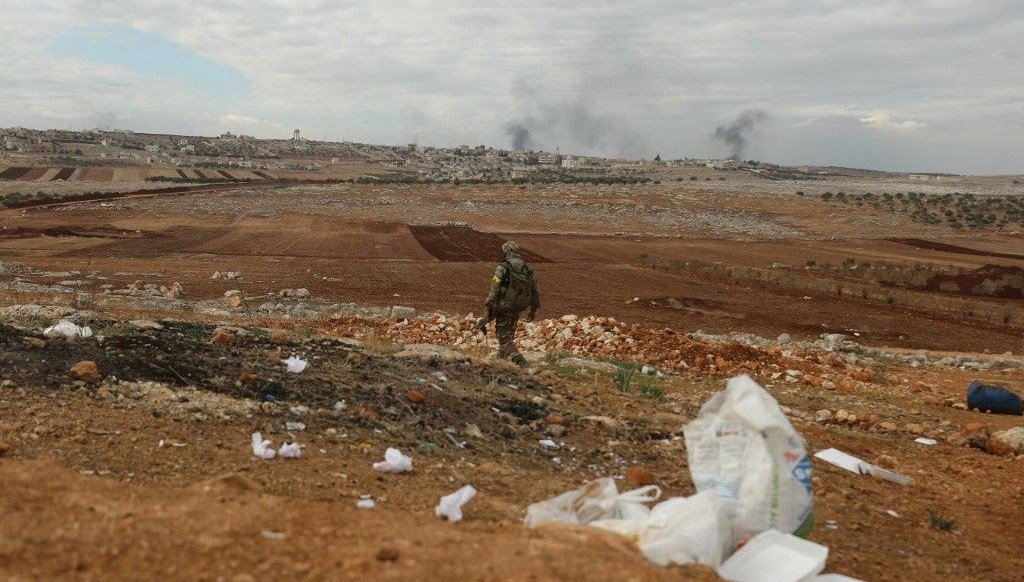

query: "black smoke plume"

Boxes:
[505, 122, 533, 150]
[713, 109, 768, 159]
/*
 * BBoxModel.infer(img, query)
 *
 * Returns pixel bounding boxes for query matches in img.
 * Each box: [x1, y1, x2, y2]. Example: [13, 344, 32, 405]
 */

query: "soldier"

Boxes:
[480, 240, 540, 366]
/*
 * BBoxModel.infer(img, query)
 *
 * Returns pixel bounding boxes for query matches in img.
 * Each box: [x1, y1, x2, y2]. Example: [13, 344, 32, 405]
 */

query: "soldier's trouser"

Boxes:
[495, 312, 526, 365]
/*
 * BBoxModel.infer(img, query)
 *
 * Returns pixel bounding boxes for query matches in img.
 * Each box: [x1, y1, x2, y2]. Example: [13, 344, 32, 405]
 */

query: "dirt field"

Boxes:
[1, 178, 1023, 580]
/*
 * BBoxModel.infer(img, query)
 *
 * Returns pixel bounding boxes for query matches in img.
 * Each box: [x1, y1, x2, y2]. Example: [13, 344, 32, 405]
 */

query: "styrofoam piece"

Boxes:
[914, 437, 937, 445]
[814, 575, 866, 581]
[435, 485, 477, 522]
[717, 529, 828, 582]
[813, 448, 863, 473]
[373, 447, 413, 473]
[283, 355, 308, 373]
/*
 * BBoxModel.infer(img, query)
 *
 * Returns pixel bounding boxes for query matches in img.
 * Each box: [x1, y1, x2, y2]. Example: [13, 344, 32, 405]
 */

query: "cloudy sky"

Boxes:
[2, 1, 1022, 173]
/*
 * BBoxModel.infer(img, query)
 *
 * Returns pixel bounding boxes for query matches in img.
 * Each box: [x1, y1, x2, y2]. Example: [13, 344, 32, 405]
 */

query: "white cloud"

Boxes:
[859, 114, 927, 131]
[2, 0, 1022, 172]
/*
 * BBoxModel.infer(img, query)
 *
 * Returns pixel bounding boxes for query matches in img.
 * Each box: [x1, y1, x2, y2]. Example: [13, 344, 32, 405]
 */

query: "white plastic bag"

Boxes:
[524, 478, 661, 528]
[278, 442, 302, 459]
[43, 320, 93, 340]
[283, 355, 308, 374]
[435, 485, 477, 522]
[591, 491, 728, 567]
[251, 432, 276, 460]
[373, 447, 413, 473]
[683, 375, 814, 550]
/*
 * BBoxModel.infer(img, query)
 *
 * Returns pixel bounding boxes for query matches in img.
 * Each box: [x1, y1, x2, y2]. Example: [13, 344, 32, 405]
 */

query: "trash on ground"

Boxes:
[683, 374, 815, 549]
[885, 510, 900, 518]
[260, 530, 285, 540]
[525, 477, 661, 527]
[591, 490, 727, 567]
[435, 485, 477, 523]
[356, 495, 376, 509]
[538, 438, 559, 449]
[814, 448, 911, 486]
[278, 442, 302, 458]
[914, 437, 938, 446]
[717, 529, 827, 582]
[372, 447, 413, 473]
[43, 320, 93, 340]
[966, 380, 1022, 415]
[251, 432, 276, 460]
[285, 421, 306, 431]
[283, 355, 308, 374]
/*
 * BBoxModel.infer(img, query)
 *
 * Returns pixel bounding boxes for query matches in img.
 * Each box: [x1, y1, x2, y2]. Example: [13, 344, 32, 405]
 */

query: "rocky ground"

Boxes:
[2, 285, 1023, 581]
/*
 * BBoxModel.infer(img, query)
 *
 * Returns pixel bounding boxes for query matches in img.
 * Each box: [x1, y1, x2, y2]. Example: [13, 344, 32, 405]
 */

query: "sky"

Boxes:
[1, 0, 1022, 174]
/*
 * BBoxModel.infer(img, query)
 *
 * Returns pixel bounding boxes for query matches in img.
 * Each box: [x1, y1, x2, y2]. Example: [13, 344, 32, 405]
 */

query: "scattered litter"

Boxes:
[814, 448, 911, 486]
[260, 530, 285, 540]
[283, 355, 308, 374]
[591, 491, 728, 567]
[914, 437, 938, 446]
[251, 432, 276, 460]
[538, 439, 559, 449]
[967, 381, 1022, 415]
[356, 495, 376, 510]
[289, 405, 309, 416]
[43, 320, 93, 340]
[717, 529, 827, 582]
[684, 375, 815, 548]
[435, 485, 477, 523]
[886, 510, 900, 518]
[278, 442, 302, 459]
[372, 447, 413, 473]
[285, 421, 306, 431]
[525, 478, 661, 527]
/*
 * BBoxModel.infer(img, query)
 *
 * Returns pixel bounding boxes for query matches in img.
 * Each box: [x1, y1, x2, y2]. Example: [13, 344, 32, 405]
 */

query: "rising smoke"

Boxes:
[503, 78, 645, 157]
[713, 109, 768, 160]
[505, 122, 533, 150]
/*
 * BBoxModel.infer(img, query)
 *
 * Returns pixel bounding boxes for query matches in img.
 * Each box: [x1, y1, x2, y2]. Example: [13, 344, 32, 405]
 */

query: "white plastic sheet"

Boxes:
[251, 432, 276, 460]
[278, 442, 302, 458]
[372, 447, 413, 473]
[283, 355, 308, 374]
[43, 320, 93, 340]
[435, 485, 477, 522]
[524, 478, 661, 527]
[591, 491, 728, 567]
[683, 375, 815, 549]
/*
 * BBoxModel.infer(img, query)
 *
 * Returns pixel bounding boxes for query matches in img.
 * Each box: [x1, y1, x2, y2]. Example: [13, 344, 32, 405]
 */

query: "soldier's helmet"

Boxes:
[501, 240, 519, 255]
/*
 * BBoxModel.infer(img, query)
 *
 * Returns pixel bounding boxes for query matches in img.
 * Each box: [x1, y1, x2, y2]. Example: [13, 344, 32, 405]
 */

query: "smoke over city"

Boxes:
[713, 109, 768, 159]
[503, 78, 645, 157]
[504, 122, 533, 150]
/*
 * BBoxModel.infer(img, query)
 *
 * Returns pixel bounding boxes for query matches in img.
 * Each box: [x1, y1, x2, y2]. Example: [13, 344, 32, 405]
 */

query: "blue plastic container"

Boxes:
[966, 381, 1023, 415]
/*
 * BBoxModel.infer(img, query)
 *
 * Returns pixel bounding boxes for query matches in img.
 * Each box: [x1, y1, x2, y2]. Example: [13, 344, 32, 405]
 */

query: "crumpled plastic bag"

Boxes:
[251, 432, 276, 460]
[278, 442, 302, 459]
[372, 447, 413, 473]
[435, 485, 477, 523]
[591, 491, 728, 567]
[283, 355, 308, 374]
[683, 375, 814, 550]
[524, 477, 661, 528]
[43, 320, 93, 340]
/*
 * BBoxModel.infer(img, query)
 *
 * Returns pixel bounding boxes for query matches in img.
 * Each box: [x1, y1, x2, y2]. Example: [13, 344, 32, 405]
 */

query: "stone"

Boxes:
[239, 373, 258, 383]
[547, 424, 567, 438]
[835, 409, 850, 423]
[394, 344, 468, 363]
[990, 427, 1024, 455]
[878, 421, 898, 432]
[376, 547, 399, 562]
[95, 386, 114, 399]
[406, 389, 425, 404]
[950, 422, 990, 450]
[821, 380, 837, 391]
[224, 289, 242, 298]
[270, 329, 292, 346]
[210, 329, 235, 344]
[70, 360, 100, 382]
[904, 423, 925, 435]
[24, 337, 46, 349]
[777, 333, 791, 344]
[163, 282, 182, 299]
[0, 441, 8, 457]
[227, 295, 242, 308]
[625, 466, 655, 486]
[390, 305, 417, 319]
[815, 410, 832, 423]
[583, 415, 619, 430]
[874, 454, 899, 470]
[464, 424, 484, 439]
[545, 413, 566, 426]
[922, 395, 940, 405]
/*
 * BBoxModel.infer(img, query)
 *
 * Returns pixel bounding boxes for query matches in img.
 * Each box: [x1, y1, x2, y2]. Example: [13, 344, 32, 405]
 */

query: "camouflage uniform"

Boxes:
[485, 243, 540, 366]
